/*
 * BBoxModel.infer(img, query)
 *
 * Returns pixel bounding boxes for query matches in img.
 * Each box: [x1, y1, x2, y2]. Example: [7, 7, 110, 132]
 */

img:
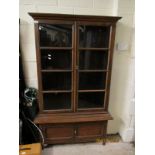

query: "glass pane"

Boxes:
[79, 50, 108, 70]
[42, 72, 71, 90]
[39, 24, 72, 47]
[43, 93, 71, 110]
[79, 72, 106, 90]
[41, 50, 71, 70]
[79, 25, 110, 48]
[78, 92, 105, 109]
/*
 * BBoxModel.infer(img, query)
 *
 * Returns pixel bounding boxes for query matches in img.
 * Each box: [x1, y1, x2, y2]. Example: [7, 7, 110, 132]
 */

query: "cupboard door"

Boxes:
[77, 23, 111, 111]
[43, 124, 75, 144]
[76, 122, 104, 141]
[38, 22, 74, 112]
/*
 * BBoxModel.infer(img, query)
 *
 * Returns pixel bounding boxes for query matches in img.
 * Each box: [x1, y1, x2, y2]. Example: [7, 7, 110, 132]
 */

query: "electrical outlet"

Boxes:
[117, 42, 129, 51]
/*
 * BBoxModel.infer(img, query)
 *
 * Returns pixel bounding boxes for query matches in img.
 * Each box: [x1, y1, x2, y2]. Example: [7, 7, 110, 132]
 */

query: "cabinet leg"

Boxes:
[102, 121, 108, 145]
[102, 135, 106, 145]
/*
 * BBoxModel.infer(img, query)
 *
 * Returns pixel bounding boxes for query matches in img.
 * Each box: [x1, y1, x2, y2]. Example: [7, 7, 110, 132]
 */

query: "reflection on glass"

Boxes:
[43, 93, 71, 110]
[78, 92, 105, 108]
[79, 50, 108, 70]
[42, 72, 71, 90]
[79, 25, 110, 48]
[41, 50, 71, 70]
[39, 24, 72, 47]
[79, 72, 106, 90]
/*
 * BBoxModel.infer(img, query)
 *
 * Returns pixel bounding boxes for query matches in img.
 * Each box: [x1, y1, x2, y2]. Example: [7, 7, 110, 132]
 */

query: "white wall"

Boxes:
[108, 0, 135, 142]
[19, 0, 135, 142]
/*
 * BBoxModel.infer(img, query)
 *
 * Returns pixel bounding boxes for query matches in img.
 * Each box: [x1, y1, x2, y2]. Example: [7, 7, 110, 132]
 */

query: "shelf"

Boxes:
[78, 48, 109, 51]
[42, 90, 72, 93]
[43, 90, 105, 93]
[40, 47, 72, 50]
[41, 70, 72, 72]
[79, 70, 108, 72]
[78, 89, 106, 93]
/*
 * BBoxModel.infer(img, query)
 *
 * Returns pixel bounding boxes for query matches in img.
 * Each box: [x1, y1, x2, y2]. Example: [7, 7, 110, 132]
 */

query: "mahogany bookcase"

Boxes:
[29, 13, 121, 145]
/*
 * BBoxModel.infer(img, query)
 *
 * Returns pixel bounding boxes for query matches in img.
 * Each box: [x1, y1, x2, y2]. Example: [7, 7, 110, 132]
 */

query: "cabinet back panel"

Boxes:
[79, 50, 108, 70]
[42, 72, 71, 90]
[79, 25, 110, 48]
[43, 93, 71, 110]
[78, 92, 105, 109]
[39, 24, 72, 47]
[41, 50, 72, 70]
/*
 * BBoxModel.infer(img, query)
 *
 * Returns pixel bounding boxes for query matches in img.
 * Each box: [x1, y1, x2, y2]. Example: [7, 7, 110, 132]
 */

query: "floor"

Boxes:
[42, 142, 134, 155]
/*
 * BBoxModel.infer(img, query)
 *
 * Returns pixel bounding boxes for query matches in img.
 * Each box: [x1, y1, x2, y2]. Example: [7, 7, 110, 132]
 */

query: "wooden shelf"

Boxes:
[42, 90, 72, 93]
[78, 89, 106, 93]
[40, 47, 72, 50]
[78, 48, 109, 51]
[79, 70, 108, 72]
[41, 69, 72, 72]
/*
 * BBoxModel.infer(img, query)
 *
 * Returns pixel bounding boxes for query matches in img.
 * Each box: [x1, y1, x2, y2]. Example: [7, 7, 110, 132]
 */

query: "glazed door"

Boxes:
[37, 21, 112, 112]
[76, 22, 111, 111]
[38, 21, 75, 112]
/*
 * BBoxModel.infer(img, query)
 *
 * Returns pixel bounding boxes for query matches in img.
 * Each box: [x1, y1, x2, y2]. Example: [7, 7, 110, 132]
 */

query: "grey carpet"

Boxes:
[42, 142, 134, 155]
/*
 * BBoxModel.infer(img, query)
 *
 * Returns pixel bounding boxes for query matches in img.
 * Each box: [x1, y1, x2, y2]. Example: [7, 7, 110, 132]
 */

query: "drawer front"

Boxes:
[76, 122, 104, 139]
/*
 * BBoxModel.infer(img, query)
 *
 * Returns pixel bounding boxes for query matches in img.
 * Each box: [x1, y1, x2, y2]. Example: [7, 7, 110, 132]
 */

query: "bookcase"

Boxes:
[29, 13, 121, 144]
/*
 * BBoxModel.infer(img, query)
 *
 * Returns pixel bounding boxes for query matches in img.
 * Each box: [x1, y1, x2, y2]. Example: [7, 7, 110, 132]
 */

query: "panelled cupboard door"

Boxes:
[41, 124, 75, 144]
[76, 22, 111, 111]
[40, 122, 106, 144]
[38, 21, 75, 112]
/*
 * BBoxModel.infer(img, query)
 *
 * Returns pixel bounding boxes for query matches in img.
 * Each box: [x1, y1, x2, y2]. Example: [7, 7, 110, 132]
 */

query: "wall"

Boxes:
[19, 0, 135, 142]
[108, 0, 135, 142]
